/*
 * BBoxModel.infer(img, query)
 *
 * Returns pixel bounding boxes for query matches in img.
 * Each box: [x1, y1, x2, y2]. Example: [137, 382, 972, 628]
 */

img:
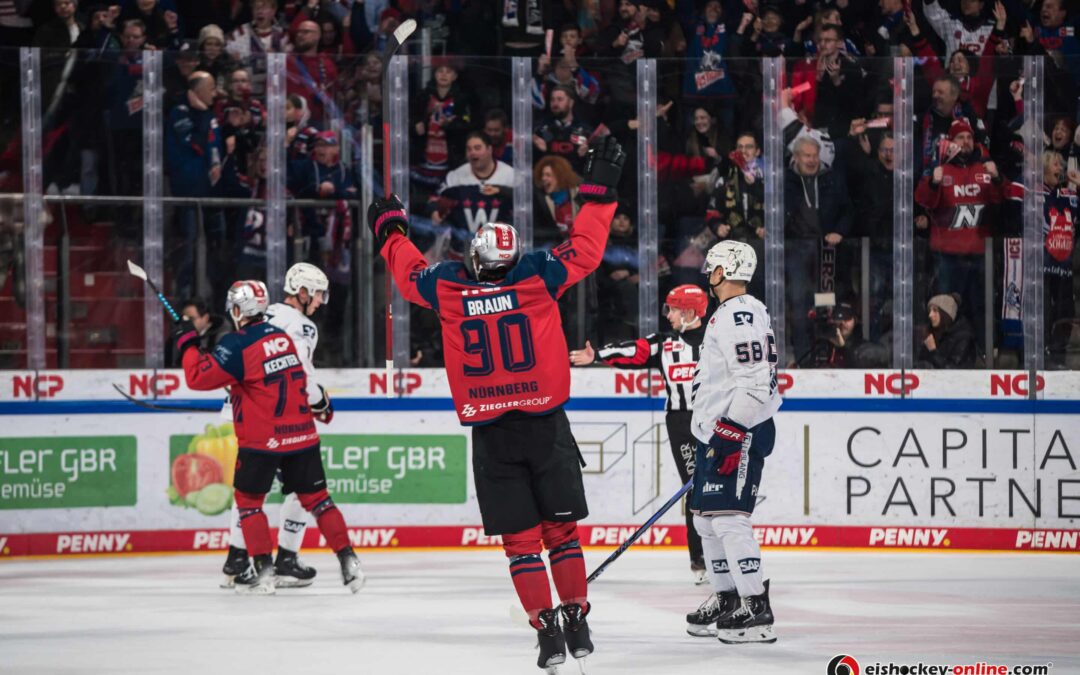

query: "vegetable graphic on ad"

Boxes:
[167, 423, 238, 516]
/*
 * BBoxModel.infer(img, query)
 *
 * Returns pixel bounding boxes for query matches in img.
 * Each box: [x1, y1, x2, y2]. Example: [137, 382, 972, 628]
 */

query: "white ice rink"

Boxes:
[2, 548, 1078, 675]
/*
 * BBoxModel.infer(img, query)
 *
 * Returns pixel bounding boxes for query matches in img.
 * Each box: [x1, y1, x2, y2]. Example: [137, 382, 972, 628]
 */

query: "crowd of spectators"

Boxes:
[0, 0, 1077, 369]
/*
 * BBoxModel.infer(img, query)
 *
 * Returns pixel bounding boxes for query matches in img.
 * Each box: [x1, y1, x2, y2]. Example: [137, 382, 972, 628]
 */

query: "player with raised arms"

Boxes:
[684, 241, 781, 643]
[220, 263, 338, 588]
[569, 284, 711, 584]
[175, 279, 363, 595]
[368, 137, 625, 672]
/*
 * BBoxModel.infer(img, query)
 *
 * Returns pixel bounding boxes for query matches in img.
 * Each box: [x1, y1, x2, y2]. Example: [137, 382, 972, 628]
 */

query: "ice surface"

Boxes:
[1, 549, 1078, 674]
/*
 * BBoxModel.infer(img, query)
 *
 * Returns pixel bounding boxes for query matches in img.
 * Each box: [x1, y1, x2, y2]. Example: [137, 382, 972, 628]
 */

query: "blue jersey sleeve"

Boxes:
[209, 333, 246, 382]
[509, 250, 569, 300]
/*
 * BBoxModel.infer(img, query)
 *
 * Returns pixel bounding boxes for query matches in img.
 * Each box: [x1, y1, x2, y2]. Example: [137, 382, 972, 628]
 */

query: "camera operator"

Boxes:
[798, 302, 863, 368]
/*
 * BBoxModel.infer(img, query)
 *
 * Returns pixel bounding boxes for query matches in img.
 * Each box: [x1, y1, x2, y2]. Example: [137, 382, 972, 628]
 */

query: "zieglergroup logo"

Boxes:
[829, 655, 861, 675]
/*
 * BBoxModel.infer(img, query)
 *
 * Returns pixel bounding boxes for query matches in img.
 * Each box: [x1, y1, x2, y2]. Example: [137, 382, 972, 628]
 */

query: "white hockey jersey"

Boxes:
[690, 293, 781, 444]
[265, 302, 323, 406]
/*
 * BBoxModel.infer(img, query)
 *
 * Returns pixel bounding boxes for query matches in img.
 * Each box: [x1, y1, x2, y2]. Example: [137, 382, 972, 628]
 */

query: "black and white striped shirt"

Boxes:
[596, 325, 706, 412]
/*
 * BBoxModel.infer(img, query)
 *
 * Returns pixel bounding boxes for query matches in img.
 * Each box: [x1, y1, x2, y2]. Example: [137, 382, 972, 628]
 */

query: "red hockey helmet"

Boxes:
[664, 284, 708, 318]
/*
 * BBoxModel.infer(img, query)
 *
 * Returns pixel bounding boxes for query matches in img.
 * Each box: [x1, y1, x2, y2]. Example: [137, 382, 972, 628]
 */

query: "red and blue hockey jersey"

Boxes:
[182, 320, 318, 453]
[382, 201, 617, 425]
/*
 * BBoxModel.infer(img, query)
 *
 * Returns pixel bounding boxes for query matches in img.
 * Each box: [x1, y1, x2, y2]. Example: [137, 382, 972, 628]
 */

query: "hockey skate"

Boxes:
[715, 580, 776, 644]
[690, 558, 708, 585]
[336, 547, 365, 593]
[686, 589, 739, 637]
[533, 608, 566, 673]
[220, 545, 250, 589]
[274, 548, 316, 588]
[234, 554, 276, 595]
[560, 602, 593, 661]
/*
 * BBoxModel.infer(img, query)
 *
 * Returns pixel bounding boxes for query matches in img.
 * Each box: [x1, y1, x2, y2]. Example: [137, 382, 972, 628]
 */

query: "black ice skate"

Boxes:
[220, 545, 250, 589]
[715, 580, 776, 644]
[336, 547, 365, 593]
[274, 548, 316, 588]
[234, 554, 275, 595]
[686, 589, 739, 637]
[560, 602, 593, 660]
[533, 608, 566, 672]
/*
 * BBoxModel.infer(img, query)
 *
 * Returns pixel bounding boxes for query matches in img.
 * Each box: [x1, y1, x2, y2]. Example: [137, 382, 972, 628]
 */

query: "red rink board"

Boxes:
[1, 525, 1077, 557]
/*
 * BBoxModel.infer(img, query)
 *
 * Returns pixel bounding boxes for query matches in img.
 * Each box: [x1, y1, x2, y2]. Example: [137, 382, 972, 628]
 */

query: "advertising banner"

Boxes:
[0, 368, 1077, 556]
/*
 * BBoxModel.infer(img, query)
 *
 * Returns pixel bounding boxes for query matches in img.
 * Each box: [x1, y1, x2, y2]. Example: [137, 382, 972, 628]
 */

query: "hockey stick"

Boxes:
[381, 18, 417, 397]
[112, 383, 221, 413]
[126, 259, 181, 323]
[586, 478, 693, 584]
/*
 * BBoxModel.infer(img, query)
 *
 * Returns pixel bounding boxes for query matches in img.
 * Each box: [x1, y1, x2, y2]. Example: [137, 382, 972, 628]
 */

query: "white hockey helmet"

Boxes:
[225, 280, 270, 326]
[284, 262, 330, 304]
[703, 240, 757, 283]
[470, 222, 521, 280]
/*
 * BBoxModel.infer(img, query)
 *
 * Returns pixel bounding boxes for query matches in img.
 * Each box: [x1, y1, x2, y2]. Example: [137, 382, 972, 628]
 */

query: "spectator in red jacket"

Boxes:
[915, 118, 1005, 353]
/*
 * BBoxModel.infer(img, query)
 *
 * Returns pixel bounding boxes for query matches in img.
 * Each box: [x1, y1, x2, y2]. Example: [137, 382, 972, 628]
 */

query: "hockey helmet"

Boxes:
[470, 222, 521, 280]
[703, 240, 756, 284]
[225, 280, 270, 326]
[664, 284, 709, 318]
[284, 262, 330, 304]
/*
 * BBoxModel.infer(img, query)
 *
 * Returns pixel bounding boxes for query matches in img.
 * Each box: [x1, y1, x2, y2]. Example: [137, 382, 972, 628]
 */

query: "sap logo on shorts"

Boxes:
[263, 336, 292, 357]
[737, 557, 761, 573]
[461, 403, 477, 418]
[263, 353, 300, 375]
[711, 559, 730, 574]
[462, 290, 519, 317]
[702, 482, 723, 494]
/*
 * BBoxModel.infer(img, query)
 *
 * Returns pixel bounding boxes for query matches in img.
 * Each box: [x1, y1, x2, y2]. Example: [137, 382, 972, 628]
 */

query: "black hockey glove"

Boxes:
[172, 319, 200, 356]
[367, 194, 410, 254]
[576, 135, 626, 205]
[709, 418, 747, 476]
[311, 385, 334, 424]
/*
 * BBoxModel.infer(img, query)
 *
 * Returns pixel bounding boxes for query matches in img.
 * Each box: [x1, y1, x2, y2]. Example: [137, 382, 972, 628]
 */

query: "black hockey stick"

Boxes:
[380, 18, 417, 397]
[587, 478, 693, 584]
[126, 259, 181, 322]
[112, 383, 221, 413]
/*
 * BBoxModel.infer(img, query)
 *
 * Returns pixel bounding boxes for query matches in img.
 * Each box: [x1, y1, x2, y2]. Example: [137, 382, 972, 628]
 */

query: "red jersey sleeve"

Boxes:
[550, 201, 617, 298]
[381, 233, 435, 309]
[182, 339, 241, 391]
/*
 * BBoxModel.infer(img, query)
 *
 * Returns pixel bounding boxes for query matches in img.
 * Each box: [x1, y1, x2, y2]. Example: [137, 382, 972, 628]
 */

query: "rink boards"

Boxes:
[1, 368, 1078, 556]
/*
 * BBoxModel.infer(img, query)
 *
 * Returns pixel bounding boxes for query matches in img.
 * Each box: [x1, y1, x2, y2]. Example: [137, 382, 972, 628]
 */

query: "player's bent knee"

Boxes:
[502, 524, 544, 558]
[540, 520, 578, 551]
[234, 491, 266, 519]
[297, 489, 335, 516]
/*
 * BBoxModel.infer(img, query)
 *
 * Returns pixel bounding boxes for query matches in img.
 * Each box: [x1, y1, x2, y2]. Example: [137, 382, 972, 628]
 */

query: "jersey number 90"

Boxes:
[461, 314, 536, 376]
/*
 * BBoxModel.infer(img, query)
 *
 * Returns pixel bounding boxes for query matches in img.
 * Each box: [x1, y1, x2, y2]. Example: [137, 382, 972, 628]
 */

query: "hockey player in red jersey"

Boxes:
[175, 280, 363, 595]
[569, 284, 711, 584]
[368, 137, 625, 671]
